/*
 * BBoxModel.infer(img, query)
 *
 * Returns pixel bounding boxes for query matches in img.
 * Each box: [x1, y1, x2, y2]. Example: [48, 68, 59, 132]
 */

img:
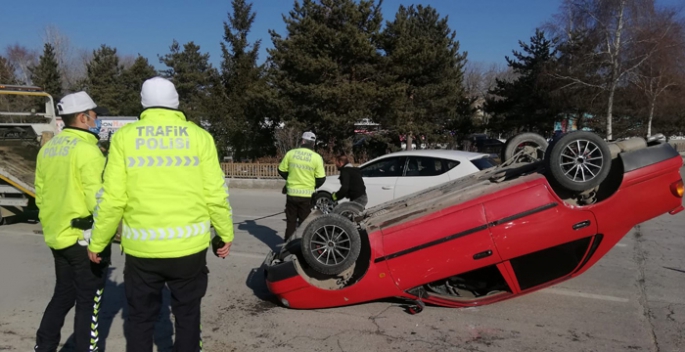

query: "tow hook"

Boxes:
[403, 299, 425, 315]
[402, 287, 428, 314]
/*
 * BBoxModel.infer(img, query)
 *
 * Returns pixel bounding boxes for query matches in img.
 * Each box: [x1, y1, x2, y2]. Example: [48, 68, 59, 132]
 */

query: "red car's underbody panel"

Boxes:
[265, 143, 683, 309]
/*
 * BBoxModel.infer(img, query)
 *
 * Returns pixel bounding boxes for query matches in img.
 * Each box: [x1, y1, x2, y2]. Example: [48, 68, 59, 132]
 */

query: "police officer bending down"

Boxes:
[87, 77, 234, 352]
[34, 92, 111, 352]
[278, 132, 326, 241]
[332, 154, 367, 207]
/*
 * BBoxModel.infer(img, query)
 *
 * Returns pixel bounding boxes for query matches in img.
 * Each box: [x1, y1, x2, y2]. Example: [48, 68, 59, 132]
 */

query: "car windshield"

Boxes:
[471, 156, 498, 170]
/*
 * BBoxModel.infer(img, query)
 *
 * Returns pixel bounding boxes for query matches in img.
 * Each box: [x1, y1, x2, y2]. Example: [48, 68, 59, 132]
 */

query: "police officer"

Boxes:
[86, 77, 234, 352]
[332, 154, 367, 207]
[34, 92, 111, 352]
[278, 132, 326, 241]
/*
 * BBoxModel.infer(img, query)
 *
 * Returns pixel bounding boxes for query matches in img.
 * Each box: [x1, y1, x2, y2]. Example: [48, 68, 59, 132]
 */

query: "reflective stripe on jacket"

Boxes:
[35, 128, 105, 249]
[89, 108, 234, 258]
[278, 147, 325, 198]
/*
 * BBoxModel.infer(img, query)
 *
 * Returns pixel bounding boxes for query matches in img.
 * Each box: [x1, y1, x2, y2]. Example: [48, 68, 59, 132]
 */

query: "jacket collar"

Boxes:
[139, 107, 188, 122]
[62, 127, 99, 144]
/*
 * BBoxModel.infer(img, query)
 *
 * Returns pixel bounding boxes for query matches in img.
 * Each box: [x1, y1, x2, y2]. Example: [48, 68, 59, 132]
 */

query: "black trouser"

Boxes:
[35, 242, 111, 352]
[124, 248, 208, 352]
[285, 195, 312, 241]
[352, 194, 368, 207]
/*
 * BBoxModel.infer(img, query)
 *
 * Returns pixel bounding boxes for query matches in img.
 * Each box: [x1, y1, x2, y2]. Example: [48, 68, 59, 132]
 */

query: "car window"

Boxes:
[444, 159, 460, 171]
[360, 157, 404, 177]
[471, 156, 498, 170]
[404, 156, 448, 177]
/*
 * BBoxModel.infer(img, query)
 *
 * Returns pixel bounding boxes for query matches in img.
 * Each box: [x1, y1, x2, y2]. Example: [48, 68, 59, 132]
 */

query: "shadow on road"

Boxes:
[58, 266, 174, 351]
[246, 266, 279, 304]
[238, 219, 282, 252]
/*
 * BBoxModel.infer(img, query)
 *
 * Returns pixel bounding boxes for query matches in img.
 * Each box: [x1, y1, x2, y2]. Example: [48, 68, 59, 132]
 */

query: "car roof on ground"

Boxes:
[371, 149, 489, 162]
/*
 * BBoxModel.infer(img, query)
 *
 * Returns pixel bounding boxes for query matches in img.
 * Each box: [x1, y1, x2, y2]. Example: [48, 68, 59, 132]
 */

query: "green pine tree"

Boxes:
[0, 56, 18, 121]
[120, 55, 157, 116]
[0, 56, 16, 84]
[268, 0, 384, 152]
[378, 4, 468, 149]
[220, 0, 276, 160]
[485, 29, 559, 135]
[85, 45, 124, 115]
[29, 43, 63, 101]
[159, 40, 219, 124]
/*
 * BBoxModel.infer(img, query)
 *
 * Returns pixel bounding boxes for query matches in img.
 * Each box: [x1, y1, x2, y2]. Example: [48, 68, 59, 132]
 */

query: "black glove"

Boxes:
[281, 185, 287, 194]
[211, 236, 225, 257]
[71, 215, 94, 230]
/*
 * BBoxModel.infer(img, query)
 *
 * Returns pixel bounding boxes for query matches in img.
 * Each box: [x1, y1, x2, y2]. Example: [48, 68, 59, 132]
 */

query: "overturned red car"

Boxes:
[262, 131, 684, 312]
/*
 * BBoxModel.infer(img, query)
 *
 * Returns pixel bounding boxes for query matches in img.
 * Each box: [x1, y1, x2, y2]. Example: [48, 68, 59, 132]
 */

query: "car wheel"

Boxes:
[501, 132, 548, 162]
[332, 201, 365, 222]
[544, 131, 612, 192]
[301, 213, 361, 276]
[313, 192, 336, 214]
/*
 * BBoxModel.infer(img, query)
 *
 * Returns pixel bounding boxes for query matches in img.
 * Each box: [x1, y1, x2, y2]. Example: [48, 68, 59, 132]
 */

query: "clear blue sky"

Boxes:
[1, 0, 682, 70]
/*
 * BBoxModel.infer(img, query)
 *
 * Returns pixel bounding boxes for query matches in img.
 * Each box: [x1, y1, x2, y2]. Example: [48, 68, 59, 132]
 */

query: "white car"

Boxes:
[314, 149, 497, 212]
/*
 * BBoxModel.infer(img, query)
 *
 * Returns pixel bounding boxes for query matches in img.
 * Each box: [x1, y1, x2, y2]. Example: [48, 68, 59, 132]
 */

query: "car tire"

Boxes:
[501, 132, 548, 162]
[332, 201, 365, 222]
[313, 192, 336, 214]
[301, 213, 361, 276]
[544, 131, 612, 192]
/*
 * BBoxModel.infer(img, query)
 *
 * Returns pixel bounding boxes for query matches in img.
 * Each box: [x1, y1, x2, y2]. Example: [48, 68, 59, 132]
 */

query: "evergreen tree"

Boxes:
[378, 4, 468, 149]
[0, 56, 18, 120]
[485, 29, 559, 134]
[268, 0, 384, 151]
[0, 56, 17, 84]
[120, 55, 157, 116]
[159, 40, 218, 124]
[29, 43, 63, 100]
[85, 45, 124, 115]
[219, 0, 275, 159]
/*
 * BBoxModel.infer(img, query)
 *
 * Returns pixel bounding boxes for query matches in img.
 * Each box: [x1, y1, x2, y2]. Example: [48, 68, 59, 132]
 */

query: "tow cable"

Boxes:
[234, 211, 285, 225]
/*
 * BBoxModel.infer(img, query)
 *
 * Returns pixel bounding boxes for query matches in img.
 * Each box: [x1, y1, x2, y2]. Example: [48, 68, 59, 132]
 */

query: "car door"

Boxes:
[359, 156, 406, 207]
[483, 183, 599, 291]
[380, 203, 502, 290]
[393, 156, 451, 199]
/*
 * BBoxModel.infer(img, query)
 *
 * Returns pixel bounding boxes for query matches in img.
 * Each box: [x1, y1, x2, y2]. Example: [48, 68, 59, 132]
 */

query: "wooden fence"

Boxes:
[222, 163, 340, 179]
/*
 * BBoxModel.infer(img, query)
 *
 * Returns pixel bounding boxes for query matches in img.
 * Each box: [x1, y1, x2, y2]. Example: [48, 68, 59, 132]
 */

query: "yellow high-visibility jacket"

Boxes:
[278, 147, 326, 197]
[35, 128, 105, 249]
[88, 108, 234, 258]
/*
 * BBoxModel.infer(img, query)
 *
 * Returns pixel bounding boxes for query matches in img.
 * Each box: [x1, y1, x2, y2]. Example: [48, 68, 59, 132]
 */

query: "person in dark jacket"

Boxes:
[332, 155, 367, 207]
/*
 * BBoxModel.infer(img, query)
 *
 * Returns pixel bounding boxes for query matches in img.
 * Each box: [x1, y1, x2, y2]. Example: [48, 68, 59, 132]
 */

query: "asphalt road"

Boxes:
[1, 184, 685, 352]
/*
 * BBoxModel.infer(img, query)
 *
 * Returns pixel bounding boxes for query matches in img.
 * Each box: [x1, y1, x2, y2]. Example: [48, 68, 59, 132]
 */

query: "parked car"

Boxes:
[463, 133, 506, 157]
[313, 149, 498, 212]
[263, 131, 683, 313]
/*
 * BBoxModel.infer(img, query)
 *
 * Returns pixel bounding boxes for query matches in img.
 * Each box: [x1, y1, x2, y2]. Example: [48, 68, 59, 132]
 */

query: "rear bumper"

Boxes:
[669, 205, 684, 215]
[263, 250, 299, 284]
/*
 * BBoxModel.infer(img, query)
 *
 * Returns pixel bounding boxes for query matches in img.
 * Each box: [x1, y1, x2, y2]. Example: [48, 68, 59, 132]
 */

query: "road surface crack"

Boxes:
[634, 225, 660, 352]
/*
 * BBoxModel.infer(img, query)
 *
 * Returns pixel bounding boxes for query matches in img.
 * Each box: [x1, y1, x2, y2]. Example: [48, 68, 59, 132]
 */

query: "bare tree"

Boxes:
[273, 122, 303, 158]
[548, 0, 677, 140]
[463, 61, 514, 99]
[120, 55, 137, 70]
[629, 9, 685, 137]
[42, 25, 89, 91]
[42, 25, 70, 69]
[5, 44, 37, 85]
